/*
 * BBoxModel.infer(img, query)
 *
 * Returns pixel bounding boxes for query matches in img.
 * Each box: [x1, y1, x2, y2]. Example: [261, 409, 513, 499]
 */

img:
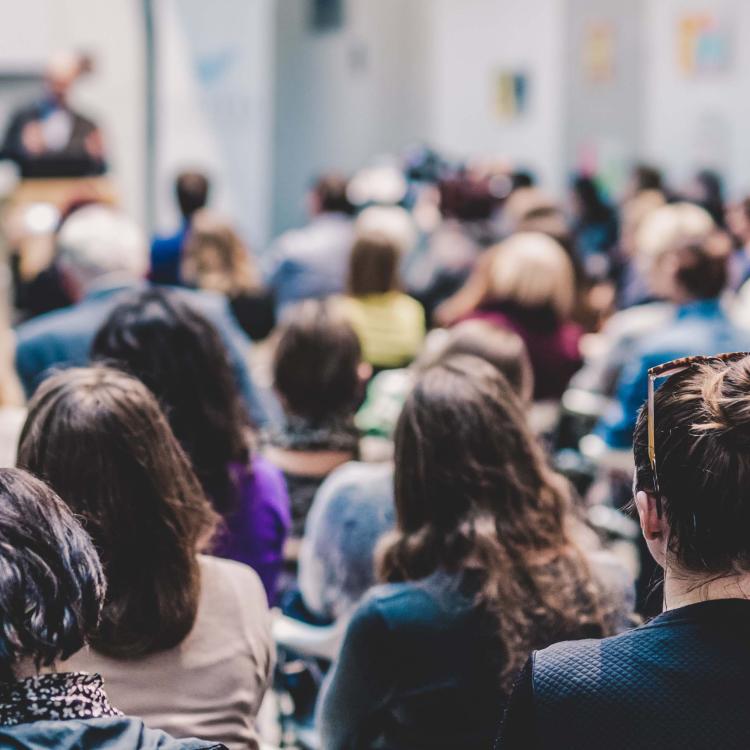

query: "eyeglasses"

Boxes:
[647, 351, 750, 507]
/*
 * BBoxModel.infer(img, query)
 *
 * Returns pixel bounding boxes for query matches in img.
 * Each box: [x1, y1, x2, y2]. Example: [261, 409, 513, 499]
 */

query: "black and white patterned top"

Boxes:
[0, 672, 122, 726]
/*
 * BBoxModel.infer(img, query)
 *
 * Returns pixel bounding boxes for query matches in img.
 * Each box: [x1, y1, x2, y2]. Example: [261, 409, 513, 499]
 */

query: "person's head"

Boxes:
[419, 321, 534, 405]
[0, 468, 105, 681]
[347, 233, 401, 297]
[571, 174, 609, 221]
[437, 175, 499, 222]
[662, 231, 731, 303]
[273, 300, 363, 423]
[354, 205, 417, 255]
[181, 210, 259, 296]
[91, 288, 250, 514]
[56, 205, 148, 300]
[693, 169, 725, 220]
[310, 174, 354, 216]
[44, 52, 84, 105]
[379, 356, 614, 690]
[632, 163, 664, 194]
[486, 232, 576, 320]
[725, 196, 750, 245]
[176, 171, 210, 220]
[633, 354, 750, 585]
[635, 202, 716, 297]
[18, 367, 218, 659]
[620, 189, 667, 258]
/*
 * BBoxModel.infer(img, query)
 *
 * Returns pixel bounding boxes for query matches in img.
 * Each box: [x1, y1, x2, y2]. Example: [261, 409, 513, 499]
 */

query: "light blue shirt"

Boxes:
[598, 298, 750, 448]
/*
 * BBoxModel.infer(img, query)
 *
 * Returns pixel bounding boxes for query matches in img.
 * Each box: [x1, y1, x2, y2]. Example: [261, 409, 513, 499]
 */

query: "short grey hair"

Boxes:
[57, 206, 149, 287]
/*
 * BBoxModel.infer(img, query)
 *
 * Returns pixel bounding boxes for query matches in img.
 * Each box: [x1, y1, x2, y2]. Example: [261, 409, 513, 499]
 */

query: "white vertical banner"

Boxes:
[154, 0, 274, 247]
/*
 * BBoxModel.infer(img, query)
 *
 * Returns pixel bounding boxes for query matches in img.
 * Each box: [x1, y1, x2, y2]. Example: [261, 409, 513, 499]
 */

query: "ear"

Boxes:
[635, 489, 669, 568]
[357, 361, 373, 384]
[634, 490, 664, 541]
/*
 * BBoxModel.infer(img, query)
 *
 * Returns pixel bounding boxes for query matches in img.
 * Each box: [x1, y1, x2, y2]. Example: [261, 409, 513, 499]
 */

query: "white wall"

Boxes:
[643, 0, 750, 198]
[154, 0, 275, 246]
[428, 0, 567, 193]
[272, 0, 434, 234]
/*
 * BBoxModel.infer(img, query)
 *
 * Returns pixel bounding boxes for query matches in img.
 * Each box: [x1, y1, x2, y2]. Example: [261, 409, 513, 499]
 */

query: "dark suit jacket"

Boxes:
[1, 101, 106, 178]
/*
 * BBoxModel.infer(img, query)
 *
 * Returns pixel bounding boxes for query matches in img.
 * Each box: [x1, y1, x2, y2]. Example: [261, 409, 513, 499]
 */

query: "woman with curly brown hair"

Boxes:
[319, 356, 629, 750]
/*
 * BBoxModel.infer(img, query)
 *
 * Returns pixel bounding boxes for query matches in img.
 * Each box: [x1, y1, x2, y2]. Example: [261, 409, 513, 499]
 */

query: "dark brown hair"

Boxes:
[379, 356, 615, 692]
[92, 288, 251, 515]
[347, 234, 400, 297]
[176, 171, 210, 219]
[273, 300, 362, 423]
[672, 231, 731, 300]
[313, 173, 354, 215]
[634, 354, 750, 574]
[18, 366, 219, 659]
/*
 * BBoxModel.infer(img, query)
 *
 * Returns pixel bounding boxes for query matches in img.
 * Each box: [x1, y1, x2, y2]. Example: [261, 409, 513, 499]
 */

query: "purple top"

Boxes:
[212, 455, 291, 604]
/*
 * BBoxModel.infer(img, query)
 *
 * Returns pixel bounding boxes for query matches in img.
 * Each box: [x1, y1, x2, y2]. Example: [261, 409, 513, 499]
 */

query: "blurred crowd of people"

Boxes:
[2, 140, 750, 750]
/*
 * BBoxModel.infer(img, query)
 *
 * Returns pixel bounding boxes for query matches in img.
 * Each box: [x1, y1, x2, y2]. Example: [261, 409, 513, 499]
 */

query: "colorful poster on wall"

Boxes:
[493, 70, 529, 121]
[583, 22, 616, 84]
[677, 12, 731, 76]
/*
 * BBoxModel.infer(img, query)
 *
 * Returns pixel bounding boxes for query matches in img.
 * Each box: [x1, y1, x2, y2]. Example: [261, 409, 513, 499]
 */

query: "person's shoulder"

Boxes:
[0, 716, 225, 750]
[318, 460, 393, 499]
[534, 619, 661, 680]
[15, 305, 76, 343]
[357, 574, 464, 630]
[198, 554, 267, 608]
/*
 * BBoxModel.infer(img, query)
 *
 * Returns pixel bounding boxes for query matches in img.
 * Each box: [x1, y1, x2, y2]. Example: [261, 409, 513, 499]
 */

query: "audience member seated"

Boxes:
[298, 461, 395, 623]
[264, 174, 355, 313]
[151, 171, 210, 286]
[18, 367, 273, 750]
[264, 300, 363, 537]
[686, 168, 726, 228]
[405, 174, 500, 319]
[597, 229, 750, 448]
[337, 233, 425, 370]
[570, 175, 619, 280]
[182, 210, 275, 340]
[13, 204, 270, 426]
[500, 353, 750, 749]
[725, 196, 750, 290]
[319, 356, 628, 750]
[0, 468, 223, 750]
[436, 232, 582, 400]
[357, 320, 533, 441]
[92, 289, 290, 603]
[571, 203, 716, 399]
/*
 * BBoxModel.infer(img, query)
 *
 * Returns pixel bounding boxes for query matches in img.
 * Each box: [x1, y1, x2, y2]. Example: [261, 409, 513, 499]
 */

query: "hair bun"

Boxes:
[699, 357, 750, 438]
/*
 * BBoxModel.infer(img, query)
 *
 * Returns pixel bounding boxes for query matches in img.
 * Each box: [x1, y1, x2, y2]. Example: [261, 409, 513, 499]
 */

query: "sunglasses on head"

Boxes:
[647, 351, 750, 509]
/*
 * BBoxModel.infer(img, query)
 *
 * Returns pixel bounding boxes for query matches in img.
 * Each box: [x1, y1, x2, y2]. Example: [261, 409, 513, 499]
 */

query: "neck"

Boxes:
[664, 566, 750, 610]
[12, 658, 56, 681]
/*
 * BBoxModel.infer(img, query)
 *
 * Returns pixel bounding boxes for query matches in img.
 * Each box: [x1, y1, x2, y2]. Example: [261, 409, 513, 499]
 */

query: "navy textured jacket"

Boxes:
[499, 599, 750, 749]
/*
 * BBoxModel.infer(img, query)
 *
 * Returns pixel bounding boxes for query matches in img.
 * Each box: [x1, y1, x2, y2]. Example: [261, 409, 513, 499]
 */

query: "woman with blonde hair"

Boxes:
[436, 232, 582, 399]
[182, 210, 275, 340]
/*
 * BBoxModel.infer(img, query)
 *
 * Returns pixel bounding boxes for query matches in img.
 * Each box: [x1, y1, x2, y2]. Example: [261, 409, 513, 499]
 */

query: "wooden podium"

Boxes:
[3, 175, 119, 280]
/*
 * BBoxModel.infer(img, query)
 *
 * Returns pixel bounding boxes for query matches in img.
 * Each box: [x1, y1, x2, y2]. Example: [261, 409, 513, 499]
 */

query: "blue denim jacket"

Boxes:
[0, 717, 224, 749]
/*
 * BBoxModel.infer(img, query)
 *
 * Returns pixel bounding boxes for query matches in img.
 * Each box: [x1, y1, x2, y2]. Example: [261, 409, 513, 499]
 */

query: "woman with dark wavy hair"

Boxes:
[0, 467, 221, 749]
[319, 356, 625, 750]
[91, 288, 290, 603]
[18, 367, 273, 750]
